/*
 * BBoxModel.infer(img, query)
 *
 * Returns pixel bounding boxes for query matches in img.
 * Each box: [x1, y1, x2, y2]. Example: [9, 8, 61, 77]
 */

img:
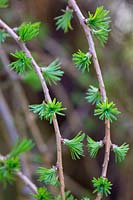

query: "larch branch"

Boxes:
[0, 19, 65, 200]
[68, 1, 111, 199]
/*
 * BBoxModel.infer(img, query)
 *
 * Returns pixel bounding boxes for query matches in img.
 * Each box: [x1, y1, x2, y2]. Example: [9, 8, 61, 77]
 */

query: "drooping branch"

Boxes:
[68, 0, 111, 199]
[0, 19, 65, 200]
[17, 171, 37, 193]
[0, 154, 37, 193]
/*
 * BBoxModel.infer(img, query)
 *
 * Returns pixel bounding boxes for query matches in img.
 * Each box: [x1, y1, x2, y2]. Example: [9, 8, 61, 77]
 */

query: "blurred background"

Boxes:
[0, 0, 133, 199]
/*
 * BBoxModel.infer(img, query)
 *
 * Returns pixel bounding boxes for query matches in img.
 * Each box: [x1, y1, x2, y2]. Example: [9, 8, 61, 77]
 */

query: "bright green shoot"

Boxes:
[72, 50, 91, 72]
[32, 187, 52, 200]
[112, 143, 129, 163]
[29, 98, 66, 124]
[18, 22, 40, 42]
[92, 177, 112, 197]
[94, 99, 121, 122]
[87, 6, 111, 46]
[63, 132, 85, 160]
[86, 85, 102, 105]
[55, 8, 73, 33]
[37, 167, 58, 186]
[9, 51, 32, 74]
[42, 59, 64, 85]
[87, 136, 103, 158]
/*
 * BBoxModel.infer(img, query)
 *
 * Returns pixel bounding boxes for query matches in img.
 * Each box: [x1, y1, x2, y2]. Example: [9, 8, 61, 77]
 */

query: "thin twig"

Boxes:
[0, 19, 65, 200]
[16, 171, 37, 193]
[0, 43, 49, 156]
[68, 1, 111, 199]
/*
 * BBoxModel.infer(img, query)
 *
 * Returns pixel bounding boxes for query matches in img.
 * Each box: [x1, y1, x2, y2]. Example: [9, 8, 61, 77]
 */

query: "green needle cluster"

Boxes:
[0, 139, 34, 186]
[112, 143, 129, 163]
[42, 59, 64, 85]
[92, 176, 112, 197]
[18, 22, 40, 42]
[32, 187, 52, 200]
[29, 98, 66, 124]
[72, 50, 91, 72]
[0, 157, 20, 185]
[87, 6, 111, 46]
[94, 99, 121, 122]
[37, 167, 58, 186]
[86, 85, 102, 105]
[9, 51, 32, 74]
[55, 8, 73, 33]
[87, 136, 103, 158]
[63, 132, 85, 160]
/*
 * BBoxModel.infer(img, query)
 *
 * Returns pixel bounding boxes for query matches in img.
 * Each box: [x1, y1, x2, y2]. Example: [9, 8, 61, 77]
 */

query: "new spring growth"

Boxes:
[86, 6, 111, 46]
[0, 139, 34, 186]
[94, 99, 121, 122]
[29, 98, 66, 124]
[87, 136, 103, 158]
[72, 50, 92, 72]
[112, 143, 129, 163]
[41, 59, 64, 85]
[92, 177, 112, 197]
[55, 7, 73, 33]
[86, 85, 102, 105]
[62, 132, 85, 160]
[17, 22, 40, 42]
[32, 187, 52, 200]
[9, 51, 32, 74]
[37, 166, 59, 186]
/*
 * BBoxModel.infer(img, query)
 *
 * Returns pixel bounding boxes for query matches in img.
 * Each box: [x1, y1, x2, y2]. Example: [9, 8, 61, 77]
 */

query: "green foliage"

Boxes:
[29, 98, 66, 123]
[0, 0, 8, 8]
[64, 132, 85, 160]
[86, 85, 102, 105]
[112, 143, 129, 163]
[87, 6, 111, 46]
[37, 167, 58, 186]
[0, 157, 20, 185]
[81, 198, 90, 200]
[32, 187, 52, 200]
[9, 51, 32, 74]
[0, 30, 8, 43]
[94, 99, 121, 122]
[18, 22, 40, 42]
[42, 59, 64, 85]
[92, 177, 112, 197]
[44, 98, 66, 123]
[56, 191, 76, 200]
[87, 136, 103, 158]
[92, 29, 109, 47]
[55, 8, 73, 33]
[9, 139, 34, 158]
[0, 139, 33, 186]
[5, 157, 20, 170]
[29, 103, 46, 120]
[72, 50, 91, 72]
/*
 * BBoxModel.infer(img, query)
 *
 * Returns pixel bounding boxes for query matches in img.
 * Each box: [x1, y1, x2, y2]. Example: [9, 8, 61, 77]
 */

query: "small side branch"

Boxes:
[16, 171, 37, 193]
[0, 19, 65, 200]
[68, 1, 111, 199]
